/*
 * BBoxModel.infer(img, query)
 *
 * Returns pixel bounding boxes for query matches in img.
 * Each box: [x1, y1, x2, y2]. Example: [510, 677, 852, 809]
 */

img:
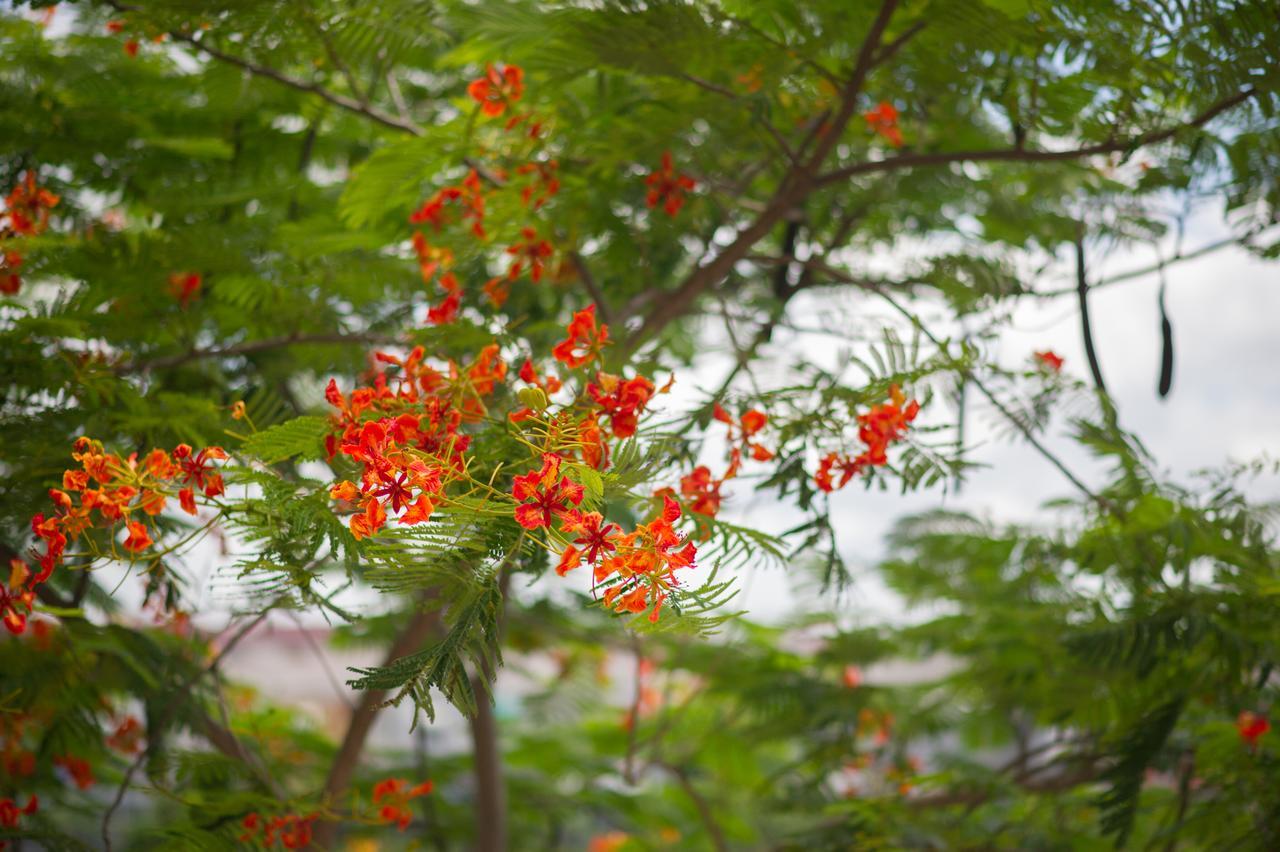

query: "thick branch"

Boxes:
[625, 0, 901, 353]
[814, 87, 1257, 188]
[311, 606, 441, 848]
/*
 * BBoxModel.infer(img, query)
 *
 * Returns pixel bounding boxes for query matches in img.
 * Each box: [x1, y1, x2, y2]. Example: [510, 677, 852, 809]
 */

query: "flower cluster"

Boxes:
[815, 385, 919, 492]
[863, 101, 903, 148]
[324, 343, 515, 540]
[674, 404, 772, 522]
[370, 777, 434, 831]
[645, 151, 697, 216]
[0, 796, 38, 848]
[16, 439, 226, 635]
[239, 812, 317, 849]
[1, 171, 59, 295]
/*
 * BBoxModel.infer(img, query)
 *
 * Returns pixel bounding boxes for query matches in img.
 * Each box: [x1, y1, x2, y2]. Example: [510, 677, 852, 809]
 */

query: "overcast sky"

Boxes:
[701, 209, 1280, 625]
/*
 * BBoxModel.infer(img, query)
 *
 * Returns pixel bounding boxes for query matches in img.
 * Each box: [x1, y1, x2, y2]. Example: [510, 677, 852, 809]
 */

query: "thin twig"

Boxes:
[102, 1, 424, 136]
[568, 251, 615, 325]
[102, 602, 280, 849]
[814, 87, 1257, 187]
[117, 330, 401, 374]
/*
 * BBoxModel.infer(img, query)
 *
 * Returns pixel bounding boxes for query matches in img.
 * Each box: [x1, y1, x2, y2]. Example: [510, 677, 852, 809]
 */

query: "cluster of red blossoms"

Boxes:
[677, 404, 773, 520]
[239, 812, 316, 849]
[1, 171, 60, 295]
[324, 343, 516, 540]
[645, 151, 697, 216]
[371, 777, 434, 830]
[11, 438, 227, 635]
[0, 796, 38, 849]
[404, 66, 701, 325]
[863, 101, 904, 148]
[816, 385, 920, 492]
[1237, 710, 1270, 749]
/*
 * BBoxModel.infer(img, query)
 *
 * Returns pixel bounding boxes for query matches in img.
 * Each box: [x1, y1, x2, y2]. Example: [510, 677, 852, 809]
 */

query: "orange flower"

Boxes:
[468, 63, 525, 117]
[680, 466, 723, 517]
[371, 777, 434, 831]
[863, 101, 903, 148]
[589, 832, 630, 852]
[842, 665, 862, 689]
[645, 151, 696, 216]
[815, 385, 919, 492]
[552, 305, 609, 369]
[349, 497, 388, 540]
[122, 521, 153, 553]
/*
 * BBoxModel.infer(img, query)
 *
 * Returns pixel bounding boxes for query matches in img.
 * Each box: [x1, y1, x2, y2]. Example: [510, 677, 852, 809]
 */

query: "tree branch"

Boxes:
[814, 87, 1257, 188]
[102, 1, 423, 136]
[568, 251, 615, 325]
[657, 761, 729, 852]
[117, 330, 401, 374]
[311, 605, 442, 848]
[1074, 232, 1109, 395]
[624, 0, 901, 354]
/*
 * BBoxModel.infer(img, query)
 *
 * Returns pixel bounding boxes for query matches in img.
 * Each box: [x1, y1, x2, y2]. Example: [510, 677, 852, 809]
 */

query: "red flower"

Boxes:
[3, 171, 60, 237]
[863, 101, 903, 148]
[107, 716, 144, 754]
[645, 151, 696, 216]
[124, 39, 139, 58]
[0, 250, 22, 295]
[426, 289, 460, 325]
[552, 305, 609, 369]
[1238, 711, 1270, 747]
[516, 160, 560, 209]
[842, 665, 862, 689]
[371, 777, 434, 831]
[468, 63, 525, 117]
[680, 466, 724, 518]
[55, 754, 95, 789]
[506, 227, 554, 282]
[2, 560, 36, 636]
[815, 385, 919, 492]
[587, 372, 655, 438]
[512, 453, 585, 530]
[560, 510, 620, 566]
[596, 496, 697, 623]
[713, 403, 773, 475]
[0, 796, 37, 830]
[1034, 350, 1064, 372]
[167, 272, 202, 307]
[173, 444, 228, 497]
